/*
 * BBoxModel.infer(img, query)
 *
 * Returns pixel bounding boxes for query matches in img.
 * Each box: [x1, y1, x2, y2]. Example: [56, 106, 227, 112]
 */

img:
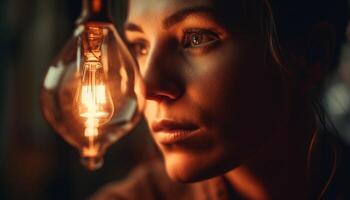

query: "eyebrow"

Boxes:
[124, 6, 214, 33]
[124, 23, 143, 32]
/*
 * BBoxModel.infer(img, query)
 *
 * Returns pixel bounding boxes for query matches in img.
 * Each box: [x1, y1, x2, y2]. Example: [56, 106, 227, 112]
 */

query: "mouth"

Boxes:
[151, 120, 203, 145]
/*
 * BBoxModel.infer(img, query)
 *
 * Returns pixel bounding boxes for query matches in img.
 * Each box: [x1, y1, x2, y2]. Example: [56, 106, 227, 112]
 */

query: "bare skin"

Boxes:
[125, 0, 323, 199]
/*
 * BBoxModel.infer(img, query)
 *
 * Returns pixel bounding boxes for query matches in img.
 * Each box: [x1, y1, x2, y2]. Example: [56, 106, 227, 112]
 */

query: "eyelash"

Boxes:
[182, 28, 220, 50]
[127, 39, 149, 58]
[127, 28, 220, 58]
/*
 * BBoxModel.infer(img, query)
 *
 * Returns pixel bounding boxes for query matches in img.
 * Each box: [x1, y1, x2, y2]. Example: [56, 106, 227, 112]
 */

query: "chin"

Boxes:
[162, 149, 236, 183]
[163, 154, 207, 183]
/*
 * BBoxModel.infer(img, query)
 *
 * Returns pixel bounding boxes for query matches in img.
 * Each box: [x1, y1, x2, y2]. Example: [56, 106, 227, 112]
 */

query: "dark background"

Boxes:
[0, 0, 159, 199]
[1, 0, 350, 200]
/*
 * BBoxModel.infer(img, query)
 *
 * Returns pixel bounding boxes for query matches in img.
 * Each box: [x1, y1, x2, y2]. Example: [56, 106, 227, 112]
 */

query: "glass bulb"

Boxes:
[40, 0, 144, 170]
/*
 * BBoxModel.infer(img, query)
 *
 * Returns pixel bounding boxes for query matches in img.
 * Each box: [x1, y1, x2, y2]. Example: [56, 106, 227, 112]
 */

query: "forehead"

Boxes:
[125, 0, 263, 38]
[127, 0, 213, 23]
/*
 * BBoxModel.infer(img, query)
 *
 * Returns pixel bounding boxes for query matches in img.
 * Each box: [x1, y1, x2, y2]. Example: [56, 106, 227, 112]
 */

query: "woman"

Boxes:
[91, 0, 349, 199]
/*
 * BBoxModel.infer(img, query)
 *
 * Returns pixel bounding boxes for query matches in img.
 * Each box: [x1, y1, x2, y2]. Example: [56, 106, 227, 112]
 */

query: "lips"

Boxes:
[151, 120, 202, 145]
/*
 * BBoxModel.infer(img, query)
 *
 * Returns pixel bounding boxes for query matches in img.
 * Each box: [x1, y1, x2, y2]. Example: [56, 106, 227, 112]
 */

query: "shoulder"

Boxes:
[89, 160, 205, 200]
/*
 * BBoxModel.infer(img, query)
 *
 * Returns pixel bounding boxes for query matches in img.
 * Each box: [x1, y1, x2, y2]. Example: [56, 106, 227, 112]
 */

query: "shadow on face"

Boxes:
[124, 0, 292, 182]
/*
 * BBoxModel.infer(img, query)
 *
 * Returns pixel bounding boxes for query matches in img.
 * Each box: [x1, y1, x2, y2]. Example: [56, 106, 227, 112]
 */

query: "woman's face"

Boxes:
[125, 0, 290, 182]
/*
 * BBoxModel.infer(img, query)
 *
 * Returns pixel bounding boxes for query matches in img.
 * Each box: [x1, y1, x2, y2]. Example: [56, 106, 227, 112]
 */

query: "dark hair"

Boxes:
[264, 0, 349, 133]
[268, 0, 348, 70]
[264, 0, 349, 198]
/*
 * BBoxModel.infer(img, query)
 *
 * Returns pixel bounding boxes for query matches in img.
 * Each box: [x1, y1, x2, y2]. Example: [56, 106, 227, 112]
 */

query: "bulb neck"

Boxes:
[77, 0, 112, 24]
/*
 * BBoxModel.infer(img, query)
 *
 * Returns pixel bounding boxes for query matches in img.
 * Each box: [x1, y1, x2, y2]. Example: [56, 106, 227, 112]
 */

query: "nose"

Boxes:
[140, 42, 184, 103]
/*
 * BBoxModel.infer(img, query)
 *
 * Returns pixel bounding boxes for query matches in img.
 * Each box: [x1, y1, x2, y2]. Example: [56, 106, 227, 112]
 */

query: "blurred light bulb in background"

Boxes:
[40, 0, 144, 170]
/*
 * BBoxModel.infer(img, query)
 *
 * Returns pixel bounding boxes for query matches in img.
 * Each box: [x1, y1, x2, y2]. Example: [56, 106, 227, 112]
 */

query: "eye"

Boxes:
[127, 39, 149, 58]
[182, 29, 220, 49]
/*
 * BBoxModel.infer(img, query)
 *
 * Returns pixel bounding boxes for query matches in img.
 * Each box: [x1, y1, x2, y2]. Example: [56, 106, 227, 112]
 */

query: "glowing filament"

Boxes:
[84, 118, 99, 137]
[74, 26, 114, 159]
[80, 84, 109, 118]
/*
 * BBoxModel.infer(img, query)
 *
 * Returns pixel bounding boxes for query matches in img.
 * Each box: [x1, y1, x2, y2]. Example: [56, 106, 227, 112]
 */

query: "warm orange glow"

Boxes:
[92, 0, 102, 13]
[76, 25, 114, 157]
[80, 82, 110, 128]
[80, 85, 109, 118]
[96, 85, 107, 103]
[84, 118, 99, 137]
[82, 142, 100, 157]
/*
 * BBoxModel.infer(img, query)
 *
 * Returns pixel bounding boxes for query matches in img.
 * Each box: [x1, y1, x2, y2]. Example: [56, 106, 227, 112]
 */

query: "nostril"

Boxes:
[146, 92, 175, 102]
[144, 82, 183, 102]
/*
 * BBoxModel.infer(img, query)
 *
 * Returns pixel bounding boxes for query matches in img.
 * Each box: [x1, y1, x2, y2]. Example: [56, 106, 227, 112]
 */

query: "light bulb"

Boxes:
[40, 0, 144, 170]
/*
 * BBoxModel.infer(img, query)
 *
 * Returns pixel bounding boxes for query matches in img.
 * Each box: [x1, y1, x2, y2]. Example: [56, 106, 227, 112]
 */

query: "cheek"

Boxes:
[141, 39, 290, 182]
[143, 101, 160, 130]
[187, 40, 288, 160]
